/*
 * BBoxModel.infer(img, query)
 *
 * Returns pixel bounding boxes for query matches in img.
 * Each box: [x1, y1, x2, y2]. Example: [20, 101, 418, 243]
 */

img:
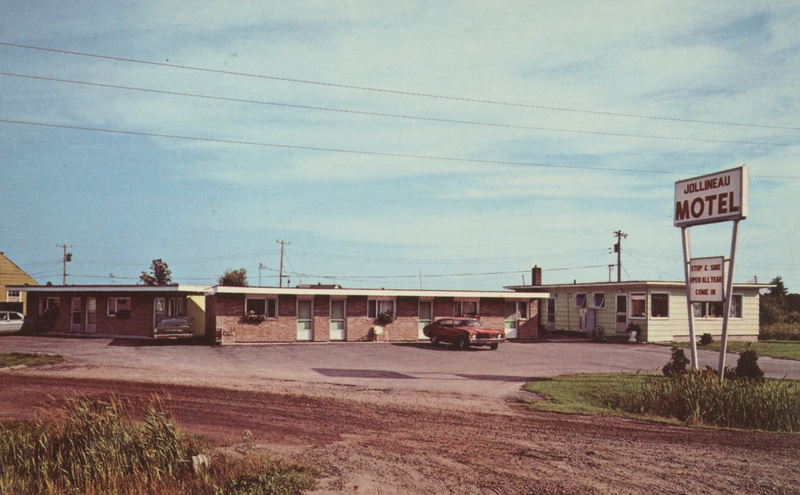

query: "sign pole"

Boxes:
[717, 219, 740, 380]
[680, 226, 699, 370]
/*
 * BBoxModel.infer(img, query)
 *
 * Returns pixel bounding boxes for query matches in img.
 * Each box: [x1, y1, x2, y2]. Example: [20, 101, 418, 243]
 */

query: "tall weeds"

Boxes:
[0, 396, 316, 495]
[615, 373, 800, 431]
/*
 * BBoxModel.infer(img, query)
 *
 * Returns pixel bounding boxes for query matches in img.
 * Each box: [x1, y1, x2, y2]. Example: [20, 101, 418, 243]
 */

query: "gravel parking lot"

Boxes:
[2, 335, 799, 399]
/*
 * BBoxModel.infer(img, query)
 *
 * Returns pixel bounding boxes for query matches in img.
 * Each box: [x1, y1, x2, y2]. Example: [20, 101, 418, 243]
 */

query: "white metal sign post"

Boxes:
[674, 166, 748, 376]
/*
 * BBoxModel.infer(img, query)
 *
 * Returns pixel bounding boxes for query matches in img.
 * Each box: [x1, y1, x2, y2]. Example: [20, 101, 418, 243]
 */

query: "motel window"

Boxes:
[731, 295, 743, 318]
[575, 293, 587, 308]
[651, 294, 669, 318]
[107, 297, 132, 317]
[6, 290, 21, 302]
[368, 298, 395, 319]
[454, 299, 479, 317]
[591, 293, 605, 308]
[167, 297, 187, 317]
[692, 302, 706, 318]
[547, 298, 556, 323]
[707, 302, 724, 318]
[691, 296, 742, 319]
[630, 293, 646, 318]
[39, 297, 60, 315]
[245, 297, 277, 318]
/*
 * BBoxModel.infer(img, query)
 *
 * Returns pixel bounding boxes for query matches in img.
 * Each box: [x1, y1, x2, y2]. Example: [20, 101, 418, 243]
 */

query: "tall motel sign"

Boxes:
[674, 166, 748, 378]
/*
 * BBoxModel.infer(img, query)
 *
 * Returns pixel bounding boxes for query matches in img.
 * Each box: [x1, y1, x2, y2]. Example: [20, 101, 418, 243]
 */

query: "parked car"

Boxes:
[423, 318, 505, 350]
[153, 316, 193, 340]
[0, 311, 25, 334]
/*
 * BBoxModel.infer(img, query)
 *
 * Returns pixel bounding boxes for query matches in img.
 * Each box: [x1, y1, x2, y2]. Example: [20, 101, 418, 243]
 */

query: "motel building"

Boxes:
[508, 280, 771, 343]
[10, 284, 547, 344]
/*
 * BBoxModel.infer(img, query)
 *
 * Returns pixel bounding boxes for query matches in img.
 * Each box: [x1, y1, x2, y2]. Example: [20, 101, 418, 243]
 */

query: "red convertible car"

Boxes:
[423, 318, 505, 350]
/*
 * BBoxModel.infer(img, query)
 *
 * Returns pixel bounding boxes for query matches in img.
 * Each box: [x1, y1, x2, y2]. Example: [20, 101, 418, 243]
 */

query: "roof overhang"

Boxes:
[209, 286, 548, 299]
[8, 284, 210, 294]
[506, 281, 773, 291]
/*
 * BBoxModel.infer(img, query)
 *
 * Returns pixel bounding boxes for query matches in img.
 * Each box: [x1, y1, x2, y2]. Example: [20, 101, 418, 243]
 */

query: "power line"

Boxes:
[1, 41, 797, 131]
[2, 118, 798, 179]
[1, 71, 794, 148]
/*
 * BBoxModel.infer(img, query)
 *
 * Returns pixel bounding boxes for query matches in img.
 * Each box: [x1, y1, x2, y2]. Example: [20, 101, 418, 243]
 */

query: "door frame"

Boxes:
[615, 294, 628, 333]
[70, 296, 82, 333]
[85, 296, 97, 333]
[418, 299, 433, 339]
[329, 298, 346, 341]
[297, 298, 314, 341]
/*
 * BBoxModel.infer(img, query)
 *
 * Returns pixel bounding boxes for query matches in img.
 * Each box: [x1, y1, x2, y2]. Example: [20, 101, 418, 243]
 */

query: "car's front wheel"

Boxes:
[457, 337, 470, 351]
[430, 335, 440, 346]
[489, 343, 499, 350]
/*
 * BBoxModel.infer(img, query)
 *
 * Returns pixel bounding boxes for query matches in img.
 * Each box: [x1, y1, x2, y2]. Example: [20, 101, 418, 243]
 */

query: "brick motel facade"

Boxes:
[11, 284, 547, 344]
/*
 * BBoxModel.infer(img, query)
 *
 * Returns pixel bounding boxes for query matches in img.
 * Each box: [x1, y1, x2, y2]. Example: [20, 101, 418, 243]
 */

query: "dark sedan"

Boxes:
[423, 318, 505, 350]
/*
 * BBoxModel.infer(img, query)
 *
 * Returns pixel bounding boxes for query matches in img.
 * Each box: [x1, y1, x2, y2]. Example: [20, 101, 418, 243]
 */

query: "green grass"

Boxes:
[0, 396, 317, 495]
[0, 352, 63, 368]
[523, 373, 670, 418]
[524, 373, 800, 431]
[659, 340, 800, 361]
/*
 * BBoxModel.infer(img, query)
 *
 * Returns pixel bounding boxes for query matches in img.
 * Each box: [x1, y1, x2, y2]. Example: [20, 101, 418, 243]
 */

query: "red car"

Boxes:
[423, 318, 505, 350]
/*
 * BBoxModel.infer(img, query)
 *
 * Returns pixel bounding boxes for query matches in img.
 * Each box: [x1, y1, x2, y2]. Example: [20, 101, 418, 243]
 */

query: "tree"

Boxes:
[218, 268, 248, 287]
[767, 276, 788, 298]
[140, 259, 172, 285]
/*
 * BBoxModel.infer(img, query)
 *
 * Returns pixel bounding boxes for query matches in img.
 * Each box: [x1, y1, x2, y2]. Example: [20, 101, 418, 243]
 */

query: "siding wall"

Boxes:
[543, 284, 761, 342]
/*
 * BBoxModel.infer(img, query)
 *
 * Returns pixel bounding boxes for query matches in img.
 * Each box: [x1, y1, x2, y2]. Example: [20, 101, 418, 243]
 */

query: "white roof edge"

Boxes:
[8, 284, 211, 293]
[506, 281, 773, 290]
[208, 286, 548, 298]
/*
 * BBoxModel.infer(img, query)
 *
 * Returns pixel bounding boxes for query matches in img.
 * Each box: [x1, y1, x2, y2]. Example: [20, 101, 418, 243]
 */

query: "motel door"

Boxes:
[329, 299, 346, 341]
[615, 294, 628, 333]
[70, 297, 82, 332]
[297, 299, 313, 341]
[85, 297, 97, 333]
[418, 300, 432, 340]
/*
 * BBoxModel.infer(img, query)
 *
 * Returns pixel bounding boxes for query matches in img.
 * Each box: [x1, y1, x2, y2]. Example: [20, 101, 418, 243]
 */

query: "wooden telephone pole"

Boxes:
[613, 230, 627, 282]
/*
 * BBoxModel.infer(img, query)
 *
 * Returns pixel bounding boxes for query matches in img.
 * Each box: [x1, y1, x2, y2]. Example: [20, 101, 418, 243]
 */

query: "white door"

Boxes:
[85, 297, 97, 333]
[418, 300, 432, 339]
[329, 300, 345, 341]
[504, 302, 519, 339]
[70, 297, 82, 332]
[0, 312, 24, 333]
[297, 299, 313, 341]
[615, 294, 628, 332]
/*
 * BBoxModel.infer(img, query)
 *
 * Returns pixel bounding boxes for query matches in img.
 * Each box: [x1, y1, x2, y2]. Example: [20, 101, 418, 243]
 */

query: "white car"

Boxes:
[0, 311, 25, 334]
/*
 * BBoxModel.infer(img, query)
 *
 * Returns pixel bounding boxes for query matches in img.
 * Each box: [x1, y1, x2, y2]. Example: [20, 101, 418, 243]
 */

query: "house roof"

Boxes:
[0, 252, 37, 286]
[505, 280, 773, 291]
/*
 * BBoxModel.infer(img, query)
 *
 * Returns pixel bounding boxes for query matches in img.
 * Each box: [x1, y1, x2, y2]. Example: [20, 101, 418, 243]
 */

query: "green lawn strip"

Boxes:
[656, 340, 800, 361]
[522, 373, 677, 424]
[0, 352, 64, 368]
[523, 373, 800, 431]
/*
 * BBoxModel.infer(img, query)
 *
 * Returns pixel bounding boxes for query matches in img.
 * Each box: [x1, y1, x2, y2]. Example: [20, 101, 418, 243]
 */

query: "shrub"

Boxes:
[760, 323, 800, 340]
[699, 333, 713, 346]
[735, 350, 764, 380]
[662, 347, 689, 376]
[375, 310, 394, 326]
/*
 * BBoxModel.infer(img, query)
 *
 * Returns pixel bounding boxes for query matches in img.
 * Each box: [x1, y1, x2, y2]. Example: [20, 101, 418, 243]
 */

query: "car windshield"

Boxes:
[455, 319, 483, 327]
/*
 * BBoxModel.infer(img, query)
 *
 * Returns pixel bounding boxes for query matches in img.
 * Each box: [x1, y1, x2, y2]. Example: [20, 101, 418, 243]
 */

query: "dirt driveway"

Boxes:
[2, 336, 799, 494]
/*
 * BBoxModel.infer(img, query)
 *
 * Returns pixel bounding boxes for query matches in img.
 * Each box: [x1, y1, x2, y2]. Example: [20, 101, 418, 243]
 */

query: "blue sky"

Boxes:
[1, 1, 798, 290]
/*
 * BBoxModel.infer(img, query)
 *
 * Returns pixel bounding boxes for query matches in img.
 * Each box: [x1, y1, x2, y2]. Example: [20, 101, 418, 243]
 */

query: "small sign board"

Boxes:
[674, 166, 748, 227]
[688, 256, 725, 302]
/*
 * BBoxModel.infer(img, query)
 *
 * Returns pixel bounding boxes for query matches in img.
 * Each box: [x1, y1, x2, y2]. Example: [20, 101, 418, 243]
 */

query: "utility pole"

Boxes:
[613, 230, 628, 282]
[258, 262, 265, 286]
[276, 240, 290, 287]
[57, 243, 72, 285]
